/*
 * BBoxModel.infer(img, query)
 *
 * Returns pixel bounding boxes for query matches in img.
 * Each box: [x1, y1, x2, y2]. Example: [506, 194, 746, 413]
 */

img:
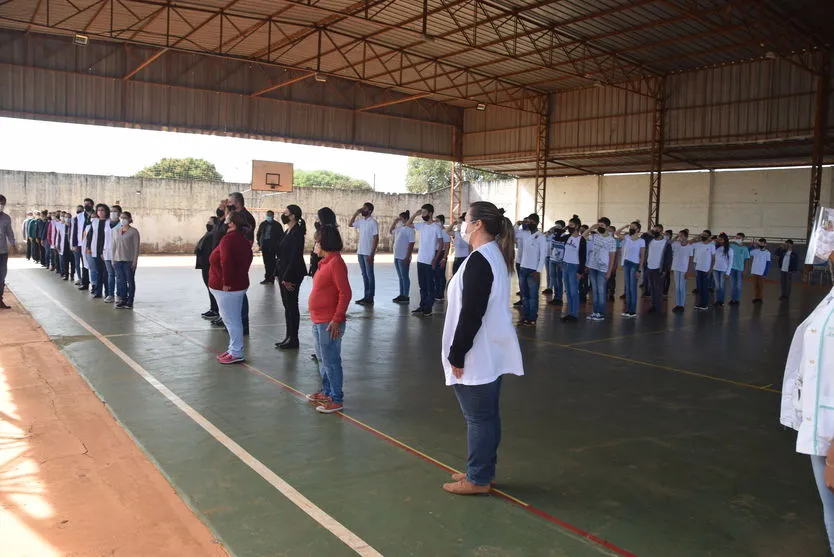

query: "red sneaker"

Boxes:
[315, 400, 344, 414]
[218, 353, 244, 365]
[305, 392, 330, 404]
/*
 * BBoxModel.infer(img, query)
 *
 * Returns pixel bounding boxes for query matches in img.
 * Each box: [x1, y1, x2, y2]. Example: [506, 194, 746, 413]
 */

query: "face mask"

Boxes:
[215, 208, 224, 219]
[76, 209, 83, 214]
[461, 221, 472, 243]
[598, 226, 606, 234]
[280, 214, 290, 225]
[360, 209, 370, 217]
[84, 204, 93, 211]
[733, 239, 741, 244]
[225, 216, 231, 225]
[527, 223, 537, 232]
[701, 235, 709, 241]
[567, 226, 576, 233]
[266, 216, 274, 223]
[120, 218, 130, 226]
[206, 224, 214, 232]
[422, 214, 431, 222]
[628, 228, 637, 235]
[227, 204, 236, 212]
[652, 231, 661, 239]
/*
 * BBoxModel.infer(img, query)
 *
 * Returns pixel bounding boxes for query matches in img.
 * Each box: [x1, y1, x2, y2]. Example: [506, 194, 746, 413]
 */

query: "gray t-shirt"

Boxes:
[0, 213, 15, 254]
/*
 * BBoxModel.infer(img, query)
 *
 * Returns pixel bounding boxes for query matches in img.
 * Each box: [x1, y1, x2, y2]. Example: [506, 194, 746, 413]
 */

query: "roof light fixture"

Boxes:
[74, 34, 88, 46]
[475, 103, 486, 111]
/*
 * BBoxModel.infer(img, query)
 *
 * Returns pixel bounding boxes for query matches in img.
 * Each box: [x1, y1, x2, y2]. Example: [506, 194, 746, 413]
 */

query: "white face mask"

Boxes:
[120, 218, 130, 226]
[110, 211, 120, 221]
[460, 220, 472, 243]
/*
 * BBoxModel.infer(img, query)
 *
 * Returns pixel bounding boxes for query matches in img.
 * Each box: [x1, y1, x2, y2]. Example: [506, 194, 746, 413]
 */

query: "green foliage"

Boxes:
[405, 157, 514, 194]
[135, 158, 224, 181]
[294, 169, 372, 191]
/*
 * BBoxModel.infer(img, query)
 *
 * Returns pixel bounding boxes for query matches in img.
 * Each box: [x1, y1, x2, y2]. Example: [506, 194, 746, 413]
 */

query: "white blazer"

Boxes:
[781, 287, 834, 456]
[441, 241, 524, 386]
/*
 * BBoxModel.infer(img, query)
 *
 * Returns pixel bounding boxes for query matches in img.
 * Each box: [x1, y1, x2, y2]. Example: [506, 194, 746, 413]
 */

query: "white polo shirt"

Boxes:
[750, 248, 771, 276]
[693, 241, 715, 272]
[622, 235, 645, 265]
[352, 217, 379, 256]
[519, 230, 548, 272]
[713, 247, 734, 274]
[671, 242, 694, 273]
[588, 233, 616, 273]
[413, 221, 441, 265]
[646, 238, 668, 270]
[392, 224, 415, 261]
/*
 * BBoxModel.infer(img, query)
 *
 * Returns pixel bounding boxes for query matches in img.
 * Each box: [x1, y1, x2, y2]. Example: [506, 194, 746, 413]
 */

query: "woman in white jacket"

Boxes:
[441, 201, 524, 495]
[781, 245, 834, 553]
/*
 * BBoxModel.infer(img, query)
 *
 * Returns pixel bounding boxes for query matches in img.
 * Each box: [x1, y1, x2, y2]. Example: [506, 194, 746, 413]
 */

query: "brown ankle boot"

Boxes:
[442, 479, 491, 495]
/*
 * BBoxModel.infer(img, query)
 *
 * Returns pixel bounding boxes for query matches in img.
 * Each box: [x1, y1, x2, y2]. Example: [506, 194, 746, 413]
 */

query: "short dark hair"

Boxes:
[0, 194, 6, 204]
[364, 202, 374, 213]
[111, 204, 122, 213]
[318, 224, 343, 252]
[703, 229, 712, 236]
[122, 211, 133, 222]
[654, 223, 663, 229]
[598, 217, 611, 226]
[459, 212, 466, 220]
[737, 232, 746, 239]
[785, 239, 794, 245]
[317, 207, 337, 225]
[228, 192, 245, 206]
[83, 198, 94, 204]
[399, 210, 410, 221]
[759, 238, 767, 243]
[266, 210, 275, 217]
[436, 214, 446, 225]
[95, 203, 110, 213]
[422, 203, 434, 213]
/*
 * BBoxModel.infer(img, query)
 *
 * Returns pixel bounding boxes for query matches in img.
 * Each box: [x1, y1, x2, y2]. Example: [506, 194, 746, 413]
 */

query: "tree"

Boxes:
[135, 158, 224, 181]
[405, 157, 514, 193]
[294, 169, 372, 191]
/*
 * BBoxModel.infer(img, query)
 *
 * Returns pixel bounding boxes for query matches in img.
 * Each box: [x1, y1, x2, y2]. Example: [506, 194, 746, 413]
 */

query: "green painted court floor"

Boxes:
[7, 259, 832, 557]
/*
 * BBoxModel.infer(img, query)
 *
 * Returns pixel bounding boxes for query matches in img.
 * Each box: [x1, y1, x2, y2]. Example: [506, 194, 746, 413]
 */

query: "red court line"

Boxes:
[130, 309, 638, 557]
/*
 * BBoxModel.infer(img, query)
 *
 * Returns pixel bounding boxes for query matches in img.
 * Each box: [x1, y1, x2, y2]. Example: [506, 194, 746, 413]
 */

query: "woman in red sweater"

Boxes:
[306, 223, 352, 413]
[208, 212, 254, 365]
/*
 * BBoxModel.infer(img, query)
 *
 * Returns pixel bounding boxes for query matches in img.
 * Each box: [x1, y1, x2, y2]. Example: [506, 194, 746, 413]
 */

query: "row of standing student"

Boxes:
[514, 216, 801, 324]
[20, 200, 140, 309]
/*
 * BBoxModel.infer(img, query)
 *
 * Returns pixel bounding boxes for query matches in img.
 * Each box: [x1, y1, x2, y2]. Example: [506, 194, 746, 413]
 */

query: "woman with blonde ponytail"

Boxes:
[440, 201, 524, 496]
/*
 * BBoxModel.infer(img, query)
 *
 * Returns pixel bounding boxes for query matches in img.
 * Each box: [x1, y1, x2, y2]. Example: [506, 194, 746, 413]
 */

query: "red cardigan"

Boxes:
[208, 230, 253, 291]
[308, 252, 352, 324]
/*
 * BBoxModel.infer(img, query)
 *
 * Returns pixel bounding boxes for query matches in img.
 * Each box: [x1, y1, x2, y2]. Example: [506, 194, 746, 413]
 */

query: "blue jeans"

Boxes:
[730, 269, 744, 302]
[713, 270, 727, 303]
[90, 256, 105, 295]
[452, 376, 503, 486]
[114, 261, 136, 306]
[357, 254, 375, 301]
[104, 259, 116, 297]
[674, 270, 687, 307]
[394, 258, 411, 297]
[211, 288, 246, 358]
[519, 267, 540, 322]
[562, 262, 580, 317]
[589, 269, 608, 315]
[549, 260, 564, 301]
[545, 257, 553, 289]
[696, 271, 711, 307]
[623, 260, 639, 314]
[417, 262, 436, 310]
[313, 321, 346, 404]
[812, 455, 834, 555]
[73, 250, 83, 281]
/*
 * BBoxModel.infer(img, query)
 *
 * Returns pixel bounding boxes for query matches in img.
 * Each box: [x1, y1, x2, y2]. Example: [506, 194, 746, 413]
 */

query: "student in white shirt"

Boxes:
[748, 238, 771, 304]
[559, 215, 587, 322]
[408, 203, 442, 316]
[691, 230, 716, 310]
[451, 212, 470, 276]
[780, 246, 834, 553]
[513, 219, 532, 307]
[434, 215, 452, 301]
[545, 220, 566, 306]
[584, 218, 616, 321]
[349, 202, 379, 306]
[615, 221, 646, 318]
[389, 210, 415, 303]
[670, 230, 694, 312]
[712, 233, 734, 307]
[103, 204, 123, 303]
[441, 201, 523, 495]
[645, 227, 672, 314]
[729, 232, 751, 305]
[517, 214, 548, 326]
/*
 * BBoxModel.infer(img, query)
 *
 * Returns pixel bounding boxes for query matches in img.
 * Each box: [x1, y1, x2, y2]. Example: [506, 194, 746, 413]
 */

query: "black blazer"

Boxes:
[276, 225, 307, 284]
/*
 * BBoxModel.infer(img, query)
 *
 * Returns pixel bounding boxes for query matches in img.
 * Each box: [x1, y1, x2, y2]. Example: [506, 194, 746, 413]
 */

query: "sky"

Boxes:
[0, 117, 409, 193]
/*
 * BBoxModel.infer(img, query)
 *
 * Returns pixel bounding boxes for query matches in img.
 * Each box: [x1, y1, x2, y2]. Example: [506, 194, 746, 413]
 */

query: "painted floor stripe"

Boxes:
[31, 286, 382, 557]
[129, 308, 637, 557]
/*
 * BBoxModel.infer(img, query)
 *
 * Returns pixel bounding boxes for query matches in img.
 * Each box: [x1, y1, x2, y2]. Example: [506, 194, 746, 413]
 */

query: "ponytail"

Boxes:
[498, 216, 516, 272]
[298, 218, 307, 236]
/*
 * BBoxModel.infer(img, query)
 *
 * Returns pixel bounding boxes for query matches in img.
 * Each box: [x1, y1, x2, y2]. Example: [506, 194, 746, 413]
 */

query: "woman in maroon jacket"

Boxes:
[209, 212, 253, 365]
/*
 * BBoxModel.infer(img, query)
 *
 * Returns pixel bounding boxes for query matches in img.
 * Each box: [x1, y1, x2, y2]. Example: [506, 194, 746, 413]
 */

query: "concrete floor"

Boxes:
[6, 256, 832, 557]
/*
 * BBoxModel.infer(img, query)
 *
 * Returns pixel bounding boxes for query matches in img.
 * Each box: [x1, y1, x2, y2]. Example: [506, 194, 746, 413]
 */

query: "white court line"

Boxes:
[29, 285, 383, 557]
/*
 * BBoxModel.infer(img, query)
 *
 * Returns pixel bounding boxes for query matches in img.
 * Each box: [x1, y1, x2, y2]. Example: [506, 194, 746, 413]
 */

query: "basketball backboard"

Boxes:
[252, 160, 293, 192]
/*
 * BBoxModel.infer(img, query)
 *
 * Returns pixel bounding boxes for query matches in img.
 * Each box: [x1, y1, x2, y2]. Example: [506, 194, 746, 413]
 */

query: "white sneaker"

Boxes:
[104, 296, 115, 303]
[115, 296, 123, 304]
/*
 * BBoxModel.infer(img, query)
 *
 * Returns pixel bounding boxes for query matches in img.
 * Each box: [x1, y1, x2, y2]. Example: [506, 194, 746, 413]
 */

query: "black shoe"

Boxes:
[278, 339, 299, 350]
[92, 294, 102, 299]
[260, 279, 274, 285]
[672, 306, 684, 313]
[647, 307, 657, 314]
[355, 298, 368, 306]
[275, 338, 288, 348]
[547, 299, 563, 306]
[210, 317, 225, 327]
[752, 298, 763, 304]
[201, 310, 219, 319]
[542, 288, 553, 295]
[411, 307, 424, 314]
[560, 315, 578, 323]
[78, 285, 88, 291]
[513, 300, 523, 307]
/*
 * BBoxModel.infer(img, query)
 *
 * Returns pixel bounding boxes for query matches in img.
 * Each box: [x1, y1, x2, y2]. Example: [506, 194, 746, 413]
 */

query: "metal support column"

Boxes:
[648, 77, 666, 229]
[807, 51, 831, 242]
[533, 94, 551, 227]
[450, 161, 463, 218]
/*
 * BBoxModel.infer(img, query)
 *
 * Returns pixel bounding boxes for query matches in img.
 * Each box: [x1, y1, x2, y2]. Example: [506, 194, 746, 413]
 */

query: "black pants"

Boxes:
[647, 269, 665, 311]
[0, 253, 7, 302]
[67, 249, 76, 279]
[262, 248, 277, 282]
[25, 239, 32, 260]
[780, 271, 793, 299]
[280, 282, 301, 340]
[201, 267, 218, 312]
[663, 272, 671, 296]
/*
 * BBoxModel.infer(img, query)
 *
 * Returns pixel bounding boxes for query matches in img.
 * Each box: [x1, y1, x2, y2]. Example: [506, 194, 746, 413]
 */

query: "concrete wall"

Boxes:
[0, 170, 518, 253]
[518, 166, 834, 240]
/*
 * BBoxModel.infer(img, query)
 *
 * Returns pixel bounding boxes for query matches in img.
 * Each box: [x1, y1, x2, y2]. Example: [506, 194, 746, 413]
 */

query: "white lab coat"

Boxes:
[781, 287, 834, 456]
